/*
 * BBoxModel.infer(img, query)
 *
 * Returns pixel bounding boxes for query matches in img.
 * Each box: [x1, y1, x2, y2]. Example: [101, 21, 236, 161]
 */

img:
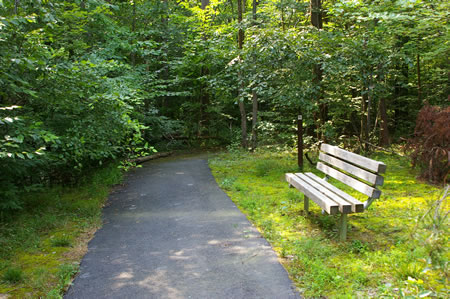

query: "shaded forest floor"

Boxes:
[209, 147, 448, 297]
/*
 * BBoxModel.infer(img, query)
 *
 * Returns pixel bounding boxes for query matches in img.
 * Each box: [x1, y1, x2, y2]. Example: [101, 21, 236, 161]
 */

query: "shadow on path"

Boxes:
[65, 155, 300, 299]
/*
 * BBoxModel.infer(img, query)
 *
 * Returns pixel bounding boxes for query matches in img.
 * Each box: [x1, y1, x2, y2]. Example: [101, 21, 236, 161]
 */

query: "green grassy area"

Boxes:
[209, 148, 448, 297]
[0, 163, 123, 298]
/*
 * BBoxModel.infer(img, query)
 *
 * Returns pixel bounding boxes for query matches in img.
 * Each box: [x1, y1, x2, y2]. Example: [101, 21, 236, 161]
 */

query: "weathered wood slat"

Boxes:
[319, 152, 384, 186]
[295, 173, 352, 214]
[304, 172, 364, 213]
[285, 173, 339, 215]
[320, 144, 387, 174]
[317, 162, 381, 199]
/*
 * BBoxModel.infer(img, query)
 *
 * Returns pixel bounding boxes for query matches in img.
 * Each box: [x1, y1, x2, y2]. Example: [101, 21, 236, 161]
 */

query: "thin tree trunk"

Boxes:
[366, 91, 371, 152]
[15, 0, 19, 14]
[417, 54, 421, 106]
[379, 98, 390, 146]
[251, 91, 258, 150]
[310, 0, 322, 29]
[201, 0, 209, 9]
[199, 0, 210, 136]
[310, 0, 326, 140]
[131, 2, 137, 66]
[239, 100, 248, 148]
[361, 92, 368, 151]
[238, 0, 247, 148]
[250, 0, 258, 150]
[161, 0, 169, 109]
[238, 0, 244, 48]
[366, 76, 373, 152]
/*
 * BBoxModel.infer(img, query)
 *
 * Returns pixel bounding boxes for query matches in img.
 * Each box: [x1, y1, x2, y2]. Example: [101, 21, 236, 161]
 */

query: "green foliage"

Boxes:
[1, 0, 448, 210]
[50, 235, 72, 248]
[1, 267, 24, 284]
[0, 162, 122, 297]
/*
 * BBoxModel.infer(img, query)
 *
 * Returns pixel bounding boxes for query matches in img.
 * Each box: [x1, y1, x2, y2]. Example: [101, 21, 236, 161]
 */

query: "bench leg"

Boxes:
[339, 213, 347, 241]
[304, 196, 309, 216]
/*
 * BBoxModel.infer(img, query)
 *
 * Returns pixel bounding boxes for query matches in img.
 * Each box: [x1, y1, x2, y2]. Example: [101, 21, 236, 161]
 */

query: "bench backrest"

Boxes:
[317, 144, 387, 200]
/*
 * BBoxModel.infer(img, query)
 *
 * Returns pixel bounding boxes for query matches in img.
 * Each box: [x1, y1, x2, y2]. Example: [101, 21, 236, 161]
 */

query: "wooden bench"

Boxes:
[286, 143, 387, 241]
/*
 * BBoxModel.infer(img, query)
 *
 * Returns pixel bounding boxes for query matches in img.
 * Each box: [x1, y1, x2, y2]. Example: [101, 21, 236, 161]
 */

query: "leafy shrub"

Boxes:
[220, 177, 236, 190]
[349, 240, 369, 254]
[407, 105, 450, 183]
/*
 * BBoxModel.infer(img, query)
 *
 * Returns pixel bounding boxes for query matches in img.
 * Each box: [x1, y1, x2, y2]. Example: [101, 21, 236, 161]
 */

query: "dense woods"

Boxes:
[1, 0, 448, 211]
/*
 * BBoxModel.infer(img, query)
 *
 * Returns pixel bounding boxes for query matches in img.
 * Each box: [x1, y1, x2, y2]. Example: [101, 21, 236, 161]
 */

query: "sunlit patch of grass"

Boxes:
[209, 148, 448, 297]
[0, 162, 122, 298]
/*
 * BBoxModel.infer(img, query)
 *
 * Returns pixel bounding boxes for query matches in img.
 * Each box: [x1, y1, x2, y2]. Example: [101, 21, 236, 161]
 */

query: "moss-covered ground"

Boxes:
[209, 148, 448, 298]
[0, 163, 123, 298]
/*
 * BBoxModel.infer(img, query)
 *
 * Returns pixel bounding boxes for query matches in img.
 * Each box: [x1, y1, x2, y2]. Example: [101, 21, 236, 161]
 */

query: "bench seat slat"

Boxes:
[304, 172, 364, 213]
[286, 173, 339, 215]
[319, 153, 384, 186]
[317, 162, 382, 199]
[321, 144, 387, 174]
[295, 173, 352, 214]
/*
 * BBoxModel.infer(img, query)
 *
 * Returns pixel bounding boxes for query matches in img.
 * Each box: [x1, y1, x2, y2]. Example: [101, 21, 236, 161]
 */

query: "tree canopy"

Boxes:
[1, 0, 448, 210]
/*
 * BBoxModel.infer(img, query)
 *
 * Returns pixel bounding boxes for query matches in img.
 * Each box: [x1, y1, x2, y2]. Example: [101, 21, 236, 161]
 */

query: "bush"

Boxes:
[407, 105, 450, 183]
[2, 267, 24, 283]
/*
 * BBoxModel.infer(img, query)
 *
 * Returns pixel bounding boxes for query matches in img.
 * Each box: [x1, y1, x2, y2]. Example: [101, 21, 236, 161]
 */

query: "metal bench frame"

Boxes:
[286, 144, 387, 241]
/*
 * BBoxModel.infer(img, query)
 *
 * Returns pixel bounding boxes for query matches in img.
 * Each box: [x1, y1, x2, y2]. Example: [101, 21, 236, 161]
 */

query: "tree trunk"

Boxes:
[239, 100, 248, 148]
[366, 75, 373, 152]
[201, 0, 210, 9]
[238, 0, 247, 148]
[238, 0, 244, 49]
[250, 0, 258, 150]
[361, 92, 368, 151]
[131, 2, 137, 66]
[199, 0, 210, 136]
[366, 90, 371, 152]
[160, 0, 169, 109]
[310, 0, 326, 141]
[251, 91, 258, 150]
[379, 98, 390, 146]
[417, 54, 421, 106]
[310, 0, 322, 29]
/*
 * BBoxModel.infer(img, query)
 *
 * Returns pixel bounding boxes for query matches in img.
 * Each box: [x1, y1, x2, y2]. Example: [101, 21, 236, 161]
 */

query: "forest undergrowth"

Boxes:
[209, 147, 448, 297]
[0, 163, 123, 298]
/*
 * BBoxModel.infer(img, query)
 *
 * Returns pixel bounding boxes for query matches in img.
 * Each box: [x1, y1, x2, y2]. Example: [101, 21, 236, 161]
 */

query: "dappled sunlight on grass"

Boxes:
[209, 149, 448, 297]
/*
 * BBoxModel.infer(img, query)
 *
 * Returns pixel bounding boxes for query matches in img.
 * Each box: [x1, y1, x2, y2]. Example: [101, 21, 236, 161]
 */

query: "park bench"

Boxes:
[286, 143, 387, 241]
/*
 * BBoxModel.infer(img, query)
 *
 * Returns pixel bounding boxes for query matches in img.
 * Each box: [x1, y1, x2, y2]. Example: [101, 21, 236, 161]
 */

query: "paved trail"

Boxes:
[65, 155, 300, 299]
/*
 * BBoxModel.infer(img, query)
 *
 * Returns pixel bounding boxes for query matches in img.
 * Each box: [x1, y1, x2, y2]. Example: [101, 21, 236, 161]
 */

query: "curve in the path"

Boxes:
[65, 155, 300, 299]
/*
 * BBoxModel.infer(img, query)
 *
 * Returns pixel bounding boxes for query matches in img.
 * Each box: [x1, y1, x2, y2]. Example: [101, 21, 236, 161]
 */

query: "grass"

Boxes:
[1, 268, 24, 284]
[0, 162, 123, 298]
[209, 147, 449, 297]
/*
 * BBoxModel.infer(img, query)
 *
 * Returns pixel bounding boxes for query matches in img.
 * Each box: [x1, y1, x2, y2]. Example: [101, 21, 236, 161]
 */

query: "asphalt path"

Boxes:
[65, 155, 300, 299]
